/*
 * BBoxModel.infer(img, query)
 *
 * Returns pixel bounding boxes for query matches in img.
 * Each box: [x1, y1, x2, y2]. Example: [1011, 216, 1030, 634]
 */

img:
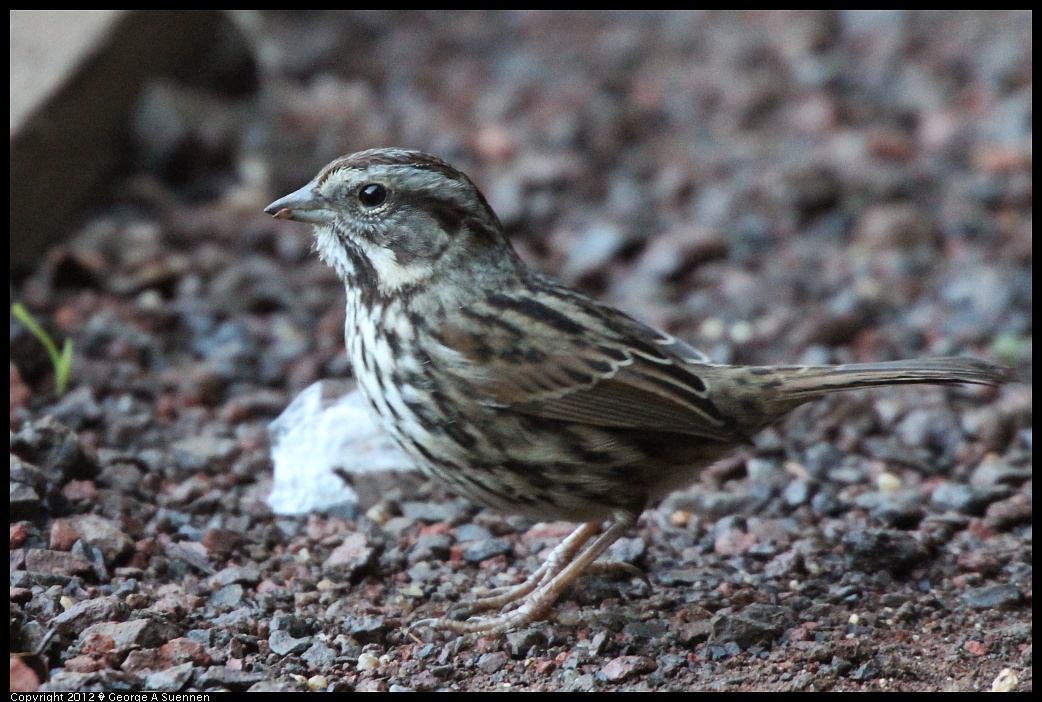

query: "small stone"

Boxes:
[505, 629, 548, 658]
[268, 629, 311, 656]
[65, 514, 133, 564]
[307, 675, 329, 692]
[78, 619, 179, 653]
[712, 604, 793, 648]
[202, 528, 244, 559]
[991, 668, 1020, 693]
[623, 619, 668, 640]
[49, 519, 80, 552]
[406, 561, 438, 583]
[9, 586, 32, 604]
[144, 663, 195, 692]
[219, 389, 287, 423]
[24, 549, 93, 577]
[356, 652, 380, 672]
[9, 655, 41, 692]
[170, 434, 238, 474]
[9, 481, 42, 522]
[764, 550, 802, 579]
[454, 523, 494, 542]
[408, 533, 452, 564]
[161, 638, 211, 666]
[209, 608, 257, 634]
[49, 596, 130, 638]
[783, 479, 812, 507]
[11, 416, 97, 485]
[960, 584, 1024, 611]
[194, 666, 265, 690]
[854, 203, 940, 251]
[601, 655, 657, 683]
[676, 620, 713, 647]
[712, 523, 758, 556]
[48, 386, 104, 430]
[461, 537, 513, 564]
[301, 641, 338, 669]
[971, 455, 1030, 488]
[342, 615, 389, 645]
[983, 495, 1032, 531]
[211, 564, 261, 588]
[606, 536, 646, 565]
[842, 529, 929, 575]
[210, 584, 245, 607]
[851, 657, 883, 682]
[9, 456, 48, 493]
[322, 532, 378, 579]
[477, 651, 510, 674]
[38, 671, 100, 692]
[400, 500, 470, 524]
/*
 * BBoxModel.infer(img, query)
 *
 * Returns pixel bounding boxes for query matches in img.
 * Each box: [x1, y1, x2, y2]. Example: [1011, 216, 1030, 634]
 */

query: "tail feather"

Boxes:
[747, 356, 1013, 425]
[776, 356, 1012, 401]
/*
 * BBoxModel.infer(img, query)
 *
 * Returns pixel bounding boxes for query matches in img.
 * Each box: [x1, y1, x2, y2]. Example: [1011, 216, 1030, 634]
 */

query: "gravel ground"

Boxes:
[10, 11, 1031, 692]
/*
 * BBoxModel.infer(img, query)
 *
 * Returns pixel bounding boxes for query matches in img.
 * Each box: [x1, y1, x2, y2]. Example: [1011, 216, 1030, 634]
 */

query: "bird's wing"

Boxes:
[434, 286, 743, 442]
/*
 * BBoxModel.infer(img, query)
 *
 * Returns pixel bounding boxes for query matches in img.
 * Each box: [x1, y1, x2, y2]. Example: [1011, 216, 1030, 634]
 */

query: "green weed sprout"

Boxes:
[11, 303, 74, 395]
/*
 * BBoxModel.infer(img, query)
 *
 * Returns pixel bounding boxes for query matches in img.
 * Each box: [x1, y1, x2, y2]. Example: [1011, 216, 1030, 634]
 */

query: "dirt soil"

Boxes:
[11, 11, 1031, 692]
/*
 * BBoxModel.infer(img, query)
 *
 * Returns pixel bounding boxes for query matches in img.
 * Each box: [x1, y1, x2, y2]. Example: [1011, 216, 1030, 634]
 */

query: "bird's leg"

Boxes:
[446, 522, 601, 618]
[583, 560, 650, 586]
[418, 512, 639, 636]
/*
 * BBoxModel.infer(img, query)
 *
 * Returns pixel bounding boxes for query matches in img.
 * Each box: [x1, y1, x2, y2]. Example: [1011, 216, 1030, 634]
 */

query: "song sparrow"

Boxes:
[266, 148, 1010, 635]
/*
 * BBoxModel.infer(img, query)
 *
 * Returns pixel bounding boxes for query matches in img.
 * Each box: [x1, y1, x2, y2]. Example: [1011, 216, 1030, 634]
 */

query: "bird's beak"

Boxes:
[265, 182, 335, 224]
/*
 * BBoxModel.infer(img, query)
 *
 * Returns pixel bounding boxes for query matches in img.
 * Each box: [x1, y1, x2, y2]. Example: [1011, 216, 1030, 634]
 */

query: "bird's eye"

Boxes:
[358, 183, 387, 208]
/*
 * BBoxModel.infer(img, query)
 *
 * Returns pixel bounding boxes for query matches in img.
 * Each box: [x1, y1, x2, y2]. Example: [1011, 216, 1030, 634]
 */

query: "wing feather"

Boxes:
[432, 285, 744, 442]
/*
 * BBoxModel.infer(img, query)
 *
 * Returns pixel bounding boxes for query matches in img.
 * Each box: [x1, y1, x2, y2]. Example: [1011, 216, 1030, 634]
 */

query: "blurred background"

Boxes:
[10, 11, 1032, 692]
[12, 11, 1032, 373]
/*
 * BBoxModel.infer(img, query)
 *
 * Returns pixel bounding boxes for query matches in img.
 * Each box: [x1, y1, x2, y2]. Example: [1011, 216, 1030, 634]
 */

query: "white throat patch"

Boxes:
[364, 243, 433, 293]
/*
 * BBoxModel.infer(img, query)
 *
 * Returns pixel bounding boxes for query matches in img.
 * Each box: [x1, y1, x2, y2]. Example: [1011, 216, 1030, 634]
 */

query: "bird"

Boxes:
[265, 147, 1011, 635]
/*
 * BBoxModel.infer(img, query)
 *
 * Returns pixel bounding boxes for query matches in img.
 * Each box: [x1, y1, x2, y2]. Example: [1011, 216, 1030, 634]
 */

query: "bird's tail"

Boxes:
[751, 356, 1012, 423]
